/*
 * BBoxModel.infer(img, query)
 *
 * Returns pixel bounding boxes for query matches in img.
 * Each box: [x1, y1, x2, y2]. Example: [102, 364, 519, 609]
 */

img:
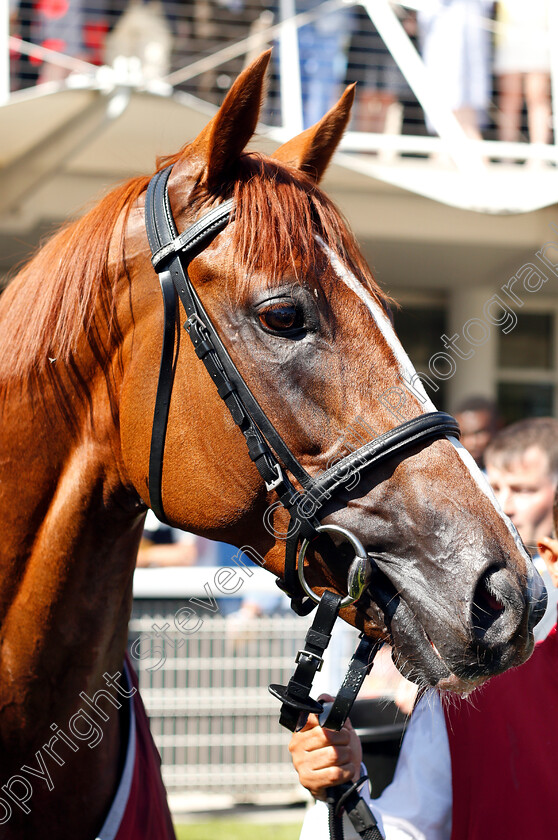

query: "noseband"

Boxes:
[145, 165, 460, 735]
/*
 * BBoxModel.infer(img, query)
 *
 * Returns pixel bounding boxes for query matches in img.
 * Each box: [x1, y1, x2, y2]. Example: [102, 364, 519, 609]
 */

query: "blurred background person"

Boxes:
[494, 0, 552, 153]
[137, 512, 277, 615]
[417, 0, 493, 141]
[484, 416, 558, 639]
[455, 394, 500, 469]
[295, 0, 354, 128]
[136, 509, 200, 567]
[485, 417, 558, 549]
[346, 3, 414, 137]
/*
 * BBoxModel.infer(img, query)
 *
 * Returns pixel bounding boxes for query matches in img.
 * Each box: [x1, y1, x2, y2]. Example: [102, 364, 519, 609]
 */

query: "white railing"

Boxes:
[3, 0, 557, 167]
[129, 601, 303, 800]
[129, 570, 360, 801]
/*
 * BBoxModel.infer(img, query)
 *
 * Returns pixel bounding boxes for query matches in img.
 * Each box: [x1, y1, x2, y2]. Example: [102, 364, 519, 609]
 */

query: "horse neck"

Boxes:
[0, 261, 143, 837]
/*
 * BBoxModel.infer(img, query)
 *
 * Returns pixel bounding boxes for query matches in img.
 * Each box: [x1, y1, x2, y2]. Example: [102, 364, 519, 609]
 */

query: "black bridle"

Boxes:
[144, 164, 459, 734]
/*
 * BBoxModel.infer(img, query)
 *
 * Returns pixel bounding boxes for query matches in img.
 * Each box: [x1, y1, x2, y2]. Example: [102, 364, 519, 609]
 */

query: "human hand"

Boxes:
[394, 678, 418, 715]
[288, 696, 363, 801]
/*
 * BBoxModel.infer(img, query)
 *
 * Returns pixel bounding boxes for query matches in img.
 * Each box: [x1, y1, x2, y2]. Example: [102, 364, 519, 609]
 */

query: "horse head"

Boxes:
[119, 51, 546, 694]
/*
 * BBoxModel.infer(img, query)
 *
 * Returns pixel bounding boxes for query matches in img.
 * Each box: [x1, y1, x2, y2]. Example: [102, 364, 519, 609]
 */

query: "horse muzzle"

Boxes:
[360, 552, 546, 691]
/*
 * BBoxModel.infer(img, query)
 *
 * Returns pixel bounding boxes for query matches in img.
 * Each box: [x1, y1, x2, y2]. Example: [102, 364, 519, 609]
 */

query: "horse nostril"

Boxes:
[471, 566, 520, 642]
[479, 584, 505, 614]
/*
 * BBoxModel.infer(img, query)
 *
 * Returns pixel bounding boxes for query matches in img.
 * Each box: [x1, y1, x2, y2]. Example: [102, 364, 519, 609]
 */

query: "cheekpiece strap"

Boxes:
[319, 635, 382, 731]
[145, 167, 311, 532]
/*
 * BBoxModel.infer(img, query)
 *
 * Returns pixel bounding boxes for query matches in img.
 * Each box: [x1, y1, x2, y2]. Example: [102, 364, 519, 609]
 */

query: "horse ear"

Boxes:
[272, 84, 356, 182]
[186, 50, 271, 190]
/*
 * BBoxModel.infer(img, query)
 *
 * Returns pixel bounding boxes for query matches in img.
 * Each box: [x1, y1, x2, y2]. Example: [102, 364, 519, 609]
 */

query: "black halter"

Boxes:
[144, 164, 460, 738]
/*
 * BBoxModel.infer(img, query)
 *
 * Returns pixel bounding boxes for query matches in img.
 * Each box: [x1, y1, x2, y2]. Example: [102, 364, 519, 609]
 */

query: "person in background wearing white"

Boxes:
[290, 417, 558, 839]
[494, 0, 552, 156]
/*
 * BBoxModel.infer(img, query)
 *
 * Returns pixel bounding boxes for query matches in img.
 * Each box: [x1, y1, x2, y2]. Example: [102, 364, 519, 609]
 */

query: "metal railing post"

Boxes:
[550, 2, 558, 148]
[278, 0, 304, 135]
[361, 0, 484, 172]
[0, 1, 10, 106]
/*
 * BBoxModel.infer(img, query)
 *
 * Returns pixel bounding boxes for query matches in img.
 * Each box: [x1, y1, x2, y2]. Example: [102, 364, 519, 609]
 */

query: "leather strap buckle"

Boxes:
[265, 463, 285, 492]
[295, 649, 324, 671]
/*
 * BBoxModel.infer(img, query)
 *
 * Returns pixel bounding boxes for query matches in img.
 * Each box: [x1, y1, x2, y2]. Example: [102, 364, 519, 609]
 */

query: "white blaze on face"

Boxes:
[320, 240, 437, 411]
[322, 241, 532, 564]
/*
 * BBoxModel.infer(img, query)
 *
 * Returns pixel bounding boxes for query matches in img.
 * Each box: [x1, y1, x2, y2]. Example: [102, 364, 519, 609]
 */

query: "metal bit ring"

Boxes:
[297, 524, 368, 607]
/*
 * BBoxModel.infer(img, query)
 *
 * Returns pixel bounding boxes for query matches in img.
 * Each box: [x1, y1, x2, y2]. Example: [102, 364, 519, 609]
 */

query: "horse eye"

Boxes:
[258, 302, 302, 333]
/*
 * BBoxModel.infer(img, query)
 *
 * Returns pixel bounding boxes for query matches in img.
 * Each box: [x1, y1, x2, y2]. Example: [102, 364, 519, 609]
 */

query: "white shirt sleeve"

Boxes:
[299, 692, 452, 840]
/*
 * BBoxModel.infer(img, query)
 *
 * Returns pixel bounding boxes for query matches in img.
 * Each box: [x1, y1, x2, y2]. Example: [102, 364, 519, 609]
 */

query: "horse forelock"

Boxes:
[227, 153, 389, 307]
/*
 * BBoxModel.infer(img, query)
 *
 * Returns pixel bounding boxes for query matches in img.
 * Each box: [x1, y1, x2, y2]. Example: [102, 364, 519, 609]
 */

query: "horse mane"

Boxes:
[0, 149, 389, 389]
[228, 153, 387, 302]
[0, 172, 153, 384]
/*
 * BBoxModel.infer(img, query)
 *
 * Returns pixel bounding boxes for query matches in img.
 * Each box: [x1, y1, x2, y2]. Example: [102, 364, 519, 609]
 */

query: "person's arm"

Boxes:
[290, 701, 384, 840]
[375, 692, 452, 840]
[291, 693, 452, 840]
[135, 539, 197, 567]
[137, 510, 198, 567]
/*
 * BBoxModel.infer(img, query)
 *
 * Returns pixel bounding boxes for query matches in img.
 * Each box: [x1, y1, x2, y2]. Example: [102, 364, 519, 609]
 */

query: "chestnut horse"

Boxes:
[0, 52, 545, 839]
